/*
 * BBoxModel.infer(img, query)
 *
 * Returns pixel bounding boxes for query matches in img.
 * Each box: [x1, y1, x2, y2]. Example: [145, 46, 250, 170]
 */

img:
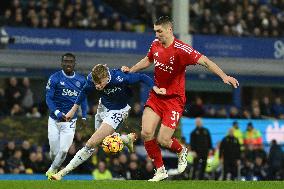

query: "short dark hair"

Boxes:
[154, 16, 173, 26]
[61, 53, 76, 62]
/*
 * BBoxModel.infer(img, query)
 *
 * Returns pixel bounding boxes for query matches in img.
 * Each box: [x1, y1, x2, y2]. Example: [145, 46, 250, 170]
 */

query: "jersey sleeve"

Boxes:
[80, 77, 88, 118]
[116, 71, 154, 88]
[177, 43, 202, 66]
[147, 40, 156, 62]
[45, 75, 57, 113]
[75, 73, 94, 105]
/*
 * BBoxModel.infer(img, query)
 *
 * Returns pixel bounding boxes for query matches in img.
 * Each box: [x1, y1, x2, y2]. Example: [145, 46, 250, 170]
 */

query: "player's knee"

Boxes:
[157, 136, 171, 147]
[141, 129, 154, 140]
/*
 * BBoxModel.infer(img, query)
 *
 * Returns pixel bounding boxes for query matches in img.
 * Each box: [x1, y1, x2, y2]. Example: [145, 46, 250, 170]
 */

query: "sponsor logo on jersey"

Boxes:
[104, 87, 122, 95]
[154, 59, 173, 73]
[154, 52, 159, 57]
[62, 89, 78, 97]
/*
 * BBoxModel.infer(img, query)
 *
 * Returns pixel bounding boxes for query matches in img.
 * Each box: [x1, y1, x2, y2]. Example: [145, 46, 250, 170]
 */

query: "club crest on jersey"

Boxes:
[154, 52, 159, 57]
[75, 81, 81, 87]
[60, 81, 65, 86]
[116, 76, 123, 82]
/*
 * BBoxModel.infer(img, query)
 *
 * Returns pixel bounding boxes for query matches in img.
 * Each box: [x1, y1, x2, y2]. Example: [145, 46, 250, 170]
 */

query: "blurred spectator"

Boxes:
[6, 150, 25, 173]
[219, 128, 241, 180]
[5, 77, 22, 110]
[26, 106, 42, 118]
[21, 140, 32, 165]
[229, 106, 241, 118]
[2, 141, 16, 160]
[272, 97, 284, 119]
[190, 117, 212, 180]
[204, 106, 216, 118]
[127, 161, 140, 179]
[260, 96, 272, 118]
[140, 160, 155, 180]
[109, 157, 125, 179]
[267, 140, 283, 180]
[230, 121, 244, 149]
[243, 122, 263, 149]
[10, 104, 24, 116]
[20, 77, 34, 111]
[216, 107, 227, 118]
[0, 88, 6, 116]
[253, 156, 268, 180]
[92, 161, 112, 180]
[189, 97, 205, 117]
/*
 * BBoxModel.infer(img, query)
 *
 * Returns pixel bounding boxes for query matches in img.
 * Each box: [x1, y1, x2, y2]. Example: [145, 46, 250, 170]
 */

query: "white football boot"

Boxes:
[177, 146, 188, 173]
[148, 166, 168, 182]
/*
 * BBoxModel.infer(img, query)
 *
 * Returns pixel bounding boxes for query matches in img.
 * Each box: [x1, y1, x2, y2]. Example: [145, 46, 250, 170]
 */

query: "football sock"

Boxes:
[169, 138, 183, 153]
[57, 145, 95, 176]
[144, 139, 164, 168]
[51, 151, 67, 170]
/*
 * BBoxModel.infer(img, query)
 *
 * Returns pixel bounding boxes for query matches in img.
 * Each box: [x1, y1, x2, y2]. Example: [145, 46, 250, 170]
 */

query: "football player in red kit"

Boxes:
[122, 16, 239, 181]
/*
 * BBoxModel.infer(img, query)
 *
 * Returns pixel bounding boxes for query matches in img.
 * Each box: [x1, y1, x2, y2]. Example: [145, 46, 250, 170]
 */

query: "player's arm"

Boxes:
[121, 56, 152, 73]
[197, 55, 239, 88]
[45, 76, 66, 120]
[66, 78, 93, 121]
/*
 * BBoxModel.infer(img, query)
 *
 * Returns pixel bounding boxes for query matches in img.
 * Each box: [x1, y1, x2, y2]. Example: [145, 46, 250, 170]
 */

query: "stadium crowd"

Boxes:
[0, 0, 284, 36]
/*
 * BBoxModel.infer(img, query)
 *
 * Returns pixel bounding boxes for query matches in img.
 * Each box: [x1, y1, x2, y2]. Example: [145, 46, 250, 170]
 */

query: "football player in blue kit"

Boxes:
[45, 53, 87, 179]
[51, 64, 165, 180]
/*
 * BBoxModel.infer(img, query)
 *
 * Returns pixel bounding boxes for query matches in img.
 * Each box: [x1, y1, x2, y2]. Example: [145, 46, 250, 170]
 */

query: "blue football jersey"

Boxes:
[76, 69, 154, 110]
[46, 70, 87, 120]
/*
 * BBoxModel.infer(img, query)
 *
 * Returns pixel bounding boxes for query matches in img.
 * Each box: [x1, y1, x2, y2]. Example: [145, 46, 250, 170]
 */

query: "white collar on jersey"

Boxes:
[106, 68, 111, 84]
[62, 70, 76, 78]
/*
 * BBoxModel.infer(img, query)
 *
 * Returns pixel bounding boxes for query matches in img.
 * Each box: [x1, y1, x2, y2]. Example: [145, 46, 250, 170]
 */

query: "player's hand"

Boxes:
[55, 111, 66, 122]
[65, 111, 75, 121]
[223, 75, 239, 88]
[121, 66, 130, 72]
[153, 86, 166, 95]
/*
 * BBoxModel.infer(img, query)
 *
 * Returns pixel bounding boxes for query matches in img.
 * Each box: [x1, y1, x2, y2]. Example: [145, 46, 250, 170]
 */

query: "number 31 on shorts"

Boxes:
[170, 111, 180, 127]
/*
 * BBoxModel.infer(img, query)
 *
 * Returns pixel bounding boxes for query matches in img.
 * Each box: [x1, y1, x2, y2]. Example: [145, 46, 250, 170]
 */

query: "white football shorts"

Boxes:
[95, 101, 131, 130]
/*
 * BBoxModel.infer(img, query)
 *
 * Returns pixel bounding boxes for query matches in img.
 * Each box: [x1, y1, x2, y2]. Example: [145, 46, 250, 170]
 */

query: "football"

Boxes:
[102, 135, 124, 154]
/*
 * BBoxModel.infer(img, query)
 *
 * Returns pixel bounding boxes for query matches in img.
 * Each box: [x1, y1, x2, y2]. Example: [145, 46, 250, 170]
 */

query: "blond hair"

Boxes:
[91, 64, 109, 83]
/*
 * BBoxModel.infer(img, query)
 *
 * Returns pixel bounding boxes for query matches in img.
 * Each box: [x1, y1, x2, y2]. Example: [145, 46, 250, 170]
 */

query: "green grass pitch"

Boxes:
[0, 180, 284, 189]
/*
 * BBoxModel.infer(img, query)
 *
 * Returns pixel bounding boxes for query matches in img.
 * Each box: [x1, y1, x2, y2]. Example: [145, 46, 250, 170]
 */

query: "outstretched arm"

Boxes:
[121, 56, 152, 73]
[197, 55, 239, 88]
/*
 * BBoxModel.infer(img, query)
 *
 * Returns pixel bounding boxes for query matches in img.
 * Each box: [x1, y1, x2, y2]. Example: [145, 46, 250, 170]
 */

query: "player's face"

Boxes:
[94, 77, 109, 90]
[61, 56, 75, 75]
[154, 24, 172, 45]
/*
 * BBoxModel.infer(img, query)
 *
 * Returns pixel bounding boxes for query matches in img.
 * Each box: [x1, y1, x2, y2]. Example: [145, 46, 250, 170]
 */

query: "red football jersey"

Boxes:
[147, 38, 202, 102]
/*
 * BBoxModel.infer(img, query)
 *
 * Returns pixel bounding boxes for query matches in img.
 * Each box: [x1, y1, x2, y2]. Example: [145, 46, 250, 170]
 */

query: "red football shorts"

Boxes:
[145, 92, 184, 129]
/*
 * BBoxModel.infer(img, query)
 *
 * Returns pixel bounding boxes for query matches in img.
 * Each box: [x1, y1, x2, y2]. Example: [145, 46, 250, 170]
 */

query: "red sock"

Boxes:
[144, 139, 164, 168]
[169, 138, 183, 153]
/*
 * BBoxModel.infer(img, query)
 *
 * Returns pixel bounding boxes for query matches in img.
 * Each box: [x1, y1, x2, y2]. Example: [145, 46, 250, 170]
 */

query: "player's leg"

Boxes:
[46, 117, 60, 178]
[141, 107, 167, 181]
[51, 123, 114, 180]
[109, 105, 137, 152]
[158, 105, 188, 174]
[50, 120, 76, 172]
